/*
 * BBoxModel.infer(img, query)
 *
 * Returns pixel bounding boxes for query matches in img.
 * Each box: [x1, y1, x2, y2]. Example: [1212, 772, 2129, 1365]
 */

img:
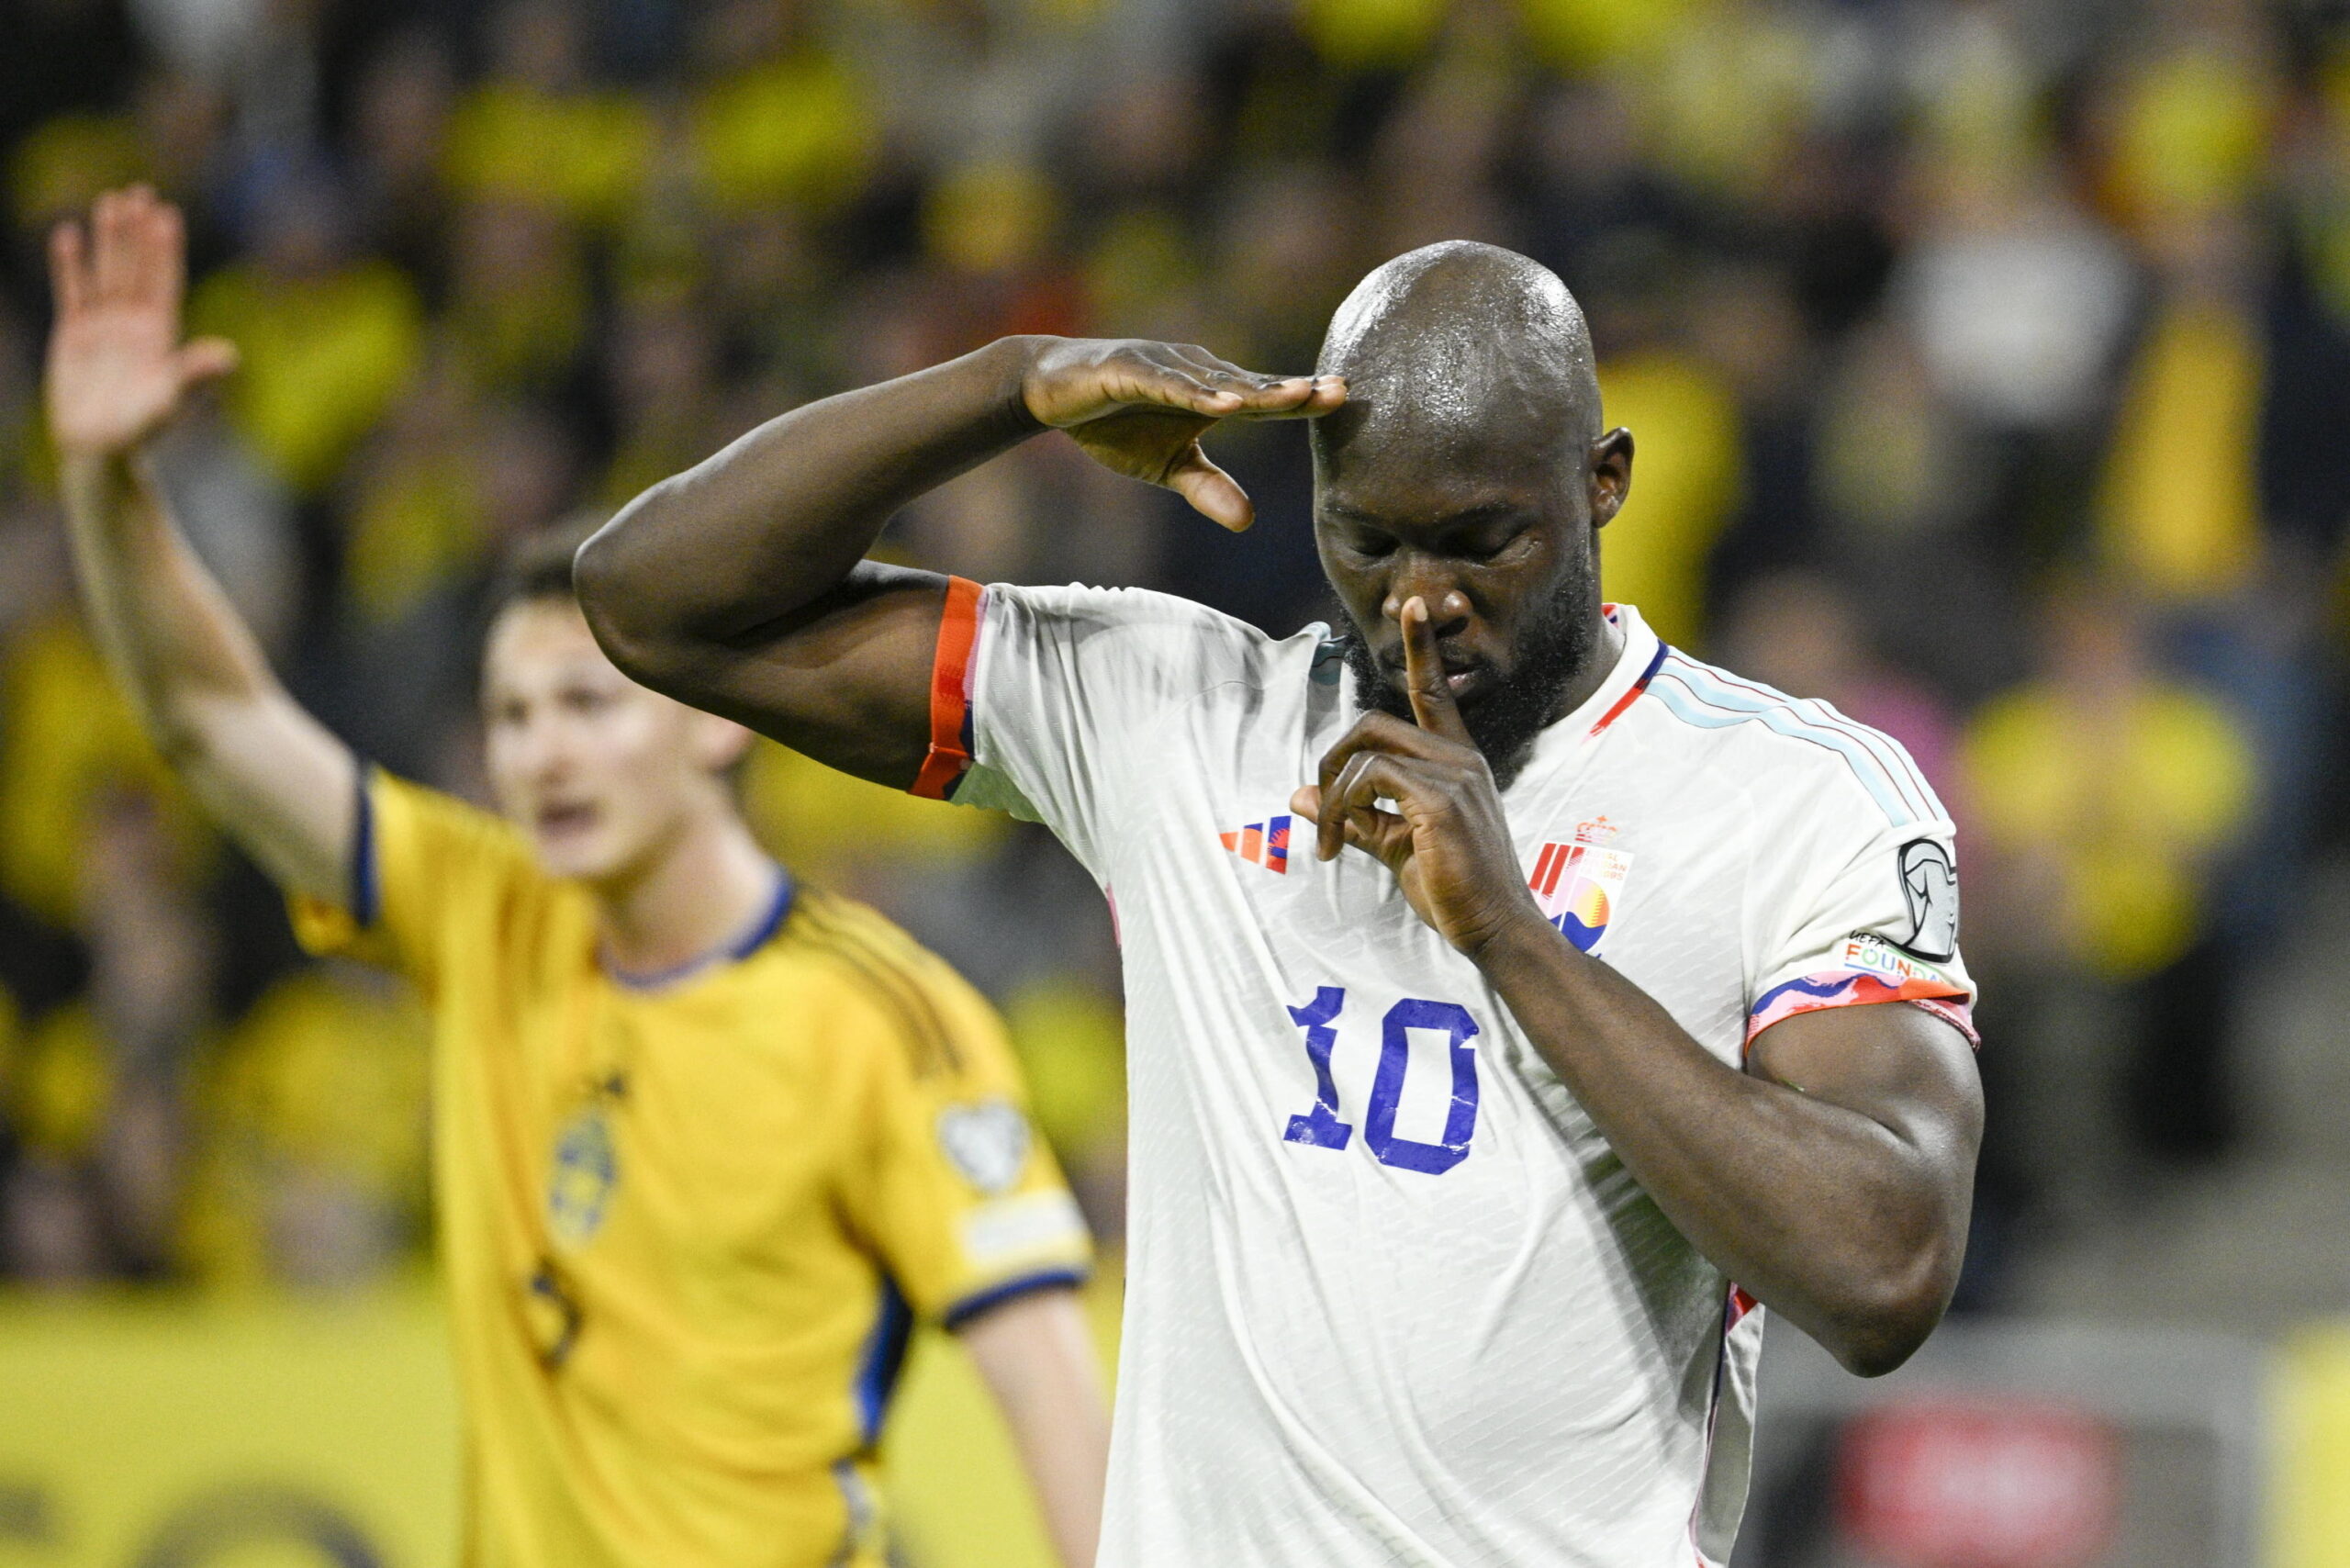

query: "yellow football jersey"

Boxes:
[290, 772, 1091, 1567]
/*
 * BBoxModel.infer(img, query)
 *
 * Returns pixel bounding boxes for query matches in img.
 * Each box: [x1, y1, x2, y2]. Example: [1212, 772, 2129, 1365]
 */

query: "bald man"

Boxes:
[576, 242, 1984, 1568]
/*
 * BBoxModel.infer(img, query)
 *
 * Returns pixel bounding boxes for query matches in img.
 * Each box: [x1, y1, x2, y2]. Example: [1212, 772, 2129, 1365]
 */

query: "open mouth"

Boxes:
[536, 801, 599, 840]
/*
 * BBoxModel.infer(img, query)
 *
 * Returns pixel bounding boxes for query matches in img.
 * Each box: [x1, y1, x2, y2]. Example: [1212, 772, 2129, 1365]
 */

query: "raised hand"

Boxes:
[1291, 595, 1548, 958]
[45, 185, 238, 460]
[1019, 338, 1345, 532]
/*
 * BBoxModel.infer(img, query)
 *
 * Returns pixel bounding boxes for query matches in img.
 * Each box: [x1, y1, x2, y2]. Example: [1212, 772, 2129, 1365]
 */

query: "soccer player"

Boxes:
[45, 187, 1110, 1568]
[578, 242, 1986, 1564]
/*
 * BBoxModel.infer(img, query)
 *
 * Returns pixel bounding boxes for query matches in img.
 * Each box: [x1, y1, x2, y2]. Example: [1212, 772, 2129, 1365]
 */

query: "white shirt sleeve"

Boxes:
[942, 580, 1263, 879]
[1743, 761, 1977, 1052]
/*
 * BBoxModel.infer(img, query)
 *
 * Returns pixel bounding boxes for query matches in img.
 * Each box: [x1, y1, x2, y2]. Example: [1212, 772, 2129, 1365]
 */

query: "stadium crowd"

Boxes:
[0, 0, 2344, 1303]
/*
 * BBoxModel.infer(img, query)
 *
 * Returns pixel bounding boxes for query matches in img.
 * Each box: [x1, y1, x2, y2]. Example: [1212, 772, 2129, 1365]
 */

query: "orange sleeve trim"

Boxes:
[910, 577, 984, 800]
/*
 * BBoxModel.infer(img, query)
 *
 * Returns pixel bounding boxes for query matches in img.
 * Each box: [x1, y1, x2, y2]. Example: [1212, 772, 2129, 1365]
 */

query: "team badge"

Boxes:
[1529, 830, 1634, 956]
[937, 1099, 1031, 1195]
[547, 1103, 619, 1249]
[1896, 838, 1959, 959]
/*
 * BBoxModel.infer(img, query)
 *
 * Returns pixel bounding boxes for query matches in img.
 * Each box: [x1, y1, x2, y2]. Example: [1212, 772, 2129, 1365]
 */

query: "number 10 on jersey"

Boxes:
[1282, 988, 1482, 1174]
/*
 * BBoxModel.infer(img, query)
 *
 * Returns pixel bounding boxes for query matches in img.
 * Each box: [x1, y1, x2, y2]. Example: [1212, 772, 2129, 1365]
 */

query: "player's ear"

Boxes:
[693, 711, 756, 774]
[1589, 428, 1633, 530]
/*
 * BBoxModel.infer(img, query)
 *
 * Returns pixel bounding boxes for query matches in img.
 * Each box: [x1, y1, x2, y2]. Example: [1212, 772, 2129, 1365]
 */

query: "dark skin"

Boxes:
[579, 309, 1982, 1378]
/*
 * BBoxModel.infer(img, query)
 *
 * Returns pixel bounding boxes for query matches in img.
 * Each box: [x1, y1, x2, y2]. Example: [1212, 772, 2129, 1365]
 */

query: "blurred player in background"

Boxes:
[579, 242, 1985, 1565]
[44, 186, 1109, 1568]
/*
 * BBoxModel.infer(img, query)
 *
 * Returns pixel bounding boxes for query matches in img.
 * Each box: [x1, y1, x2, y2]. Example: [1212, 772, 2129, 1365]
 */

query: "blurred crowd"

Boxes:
[0, 0, 2344, 1302]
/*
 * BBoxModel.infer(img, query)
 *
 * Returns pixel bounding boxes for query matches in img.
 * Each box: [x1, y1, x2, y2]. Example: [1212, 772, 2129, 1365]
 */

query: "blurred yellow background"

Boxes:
[0, 1279, 1134, 1568]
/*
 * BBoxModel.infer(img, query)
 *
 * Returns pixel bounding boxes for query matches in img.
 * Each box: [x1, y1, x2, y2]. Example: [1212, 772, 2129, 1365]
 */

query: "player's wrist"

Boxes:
[53, 442, 140, 498]
[1454, 894, 1566, 973]
[992, 334, 1058, 434]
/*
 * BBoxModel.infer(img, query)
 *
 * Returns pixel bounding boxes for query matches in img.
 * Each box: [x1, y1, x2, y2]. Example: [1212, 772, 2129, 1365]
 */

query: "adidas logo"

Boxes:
[1219, 814, 1293, 874]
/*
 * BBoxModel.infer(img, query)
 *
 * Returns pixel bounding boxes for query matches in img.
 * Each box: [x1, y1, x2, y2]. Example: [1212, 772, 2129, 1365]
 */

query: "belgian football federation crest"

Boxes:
[548, 1103, 619, 1249]
[1529, 830, 1634, 956]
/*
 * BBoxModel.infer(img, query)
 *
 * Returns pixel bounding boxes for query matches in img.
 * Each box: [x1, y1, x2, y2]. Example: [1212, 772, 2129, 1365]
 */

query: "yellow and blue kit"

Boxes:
[291, 771, 1091, 1566]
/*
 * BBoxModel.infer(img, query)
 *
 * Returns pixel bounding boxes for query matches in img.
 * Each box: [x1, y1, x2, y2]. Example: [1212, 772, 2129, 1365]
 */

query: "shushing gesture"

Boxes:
[45, 185, 237, 461]
[1018, 338, 1345, 532]
[1292, 595, 1549, 959]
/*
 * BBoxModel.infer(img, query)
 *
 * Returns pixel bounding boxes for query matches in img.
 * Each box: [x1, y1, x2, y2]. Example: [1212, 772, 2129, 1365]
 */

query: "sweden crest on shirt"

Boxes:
[548, 1103, 619, 1249]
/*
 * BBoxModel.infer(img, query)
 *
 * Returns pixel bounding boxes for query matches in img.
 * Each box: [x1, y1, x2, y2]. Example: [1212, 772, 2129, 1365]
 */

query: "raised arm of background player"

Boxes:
[579, 332, 1980, 1380]
[576, 335, 1344, 784]
[44, 187, 354, 904]
[50, 190, 1117, 1568]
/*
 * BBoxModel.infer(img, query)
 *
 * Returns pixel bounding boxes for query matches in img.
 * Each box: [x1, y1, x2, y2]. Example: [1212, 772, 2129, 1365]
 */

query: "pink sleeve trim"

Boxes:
[1745, 969, 1978, 1053]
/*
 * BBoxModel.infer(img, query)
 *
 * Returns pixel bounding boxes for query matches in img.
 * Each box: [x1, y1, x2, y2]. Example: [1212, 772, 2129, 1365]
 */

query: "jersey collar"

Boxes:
[1551, 602, 1667, 747]
[601, 867, 796, 991]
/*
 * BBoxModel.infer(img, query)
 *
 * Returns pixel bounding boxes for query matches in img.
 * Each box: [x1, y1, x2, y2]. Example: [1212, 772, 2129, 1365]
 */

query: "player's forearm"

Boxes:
[961, 1289, 1110, 1568]
[1477, 917, 1957, 1375]
[58, 448, 281, 756]
[56, 448, 353, 902]
[576, 338, 1041, 687]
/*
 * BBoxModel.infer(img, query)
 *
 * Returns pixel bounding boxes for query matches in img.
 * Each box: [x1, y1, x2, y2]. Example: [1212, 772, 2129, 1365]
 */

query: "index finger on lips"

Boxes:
[1400, 597, 1474, 745]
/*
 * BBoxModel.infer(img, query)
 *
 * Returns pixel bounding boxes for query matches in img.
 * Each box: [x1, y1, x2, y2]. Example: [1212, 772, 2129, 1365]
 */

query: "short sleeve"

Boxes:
[285, 767, 541, 998]
[1744, 777, 1977, 1054]
[911, 578, 1267, 878]
[835, 937, 1092, 1327]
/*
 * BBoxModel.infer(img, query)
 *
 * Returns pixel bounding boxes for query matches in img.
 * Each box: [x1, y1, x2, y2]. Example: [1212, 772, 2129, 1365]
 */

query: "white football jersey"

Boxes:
[917, 580, 1975, 1568]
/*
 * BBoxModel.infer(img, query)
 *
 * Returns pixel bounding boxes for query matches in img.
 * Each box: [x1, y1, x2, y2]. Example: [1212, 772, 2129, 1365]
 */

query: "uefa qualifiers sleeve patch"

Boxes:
[936, 1098, 1031, 1195]
[1897, 837, 1959, 959]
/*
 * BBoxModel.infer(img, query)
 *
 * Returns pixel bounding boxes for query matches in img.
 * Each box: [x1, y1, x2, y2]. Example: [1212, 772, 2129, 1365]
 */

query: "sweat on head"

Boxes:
[1310, 241, 1605, 475]
[1308, 242, 1623, 789]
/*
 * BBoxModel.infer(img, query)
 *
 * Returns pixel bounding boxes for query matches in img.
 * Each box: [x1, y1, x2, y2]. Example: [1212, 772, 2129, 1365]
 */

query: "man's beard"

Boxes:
[1334, 569, 1605, 792]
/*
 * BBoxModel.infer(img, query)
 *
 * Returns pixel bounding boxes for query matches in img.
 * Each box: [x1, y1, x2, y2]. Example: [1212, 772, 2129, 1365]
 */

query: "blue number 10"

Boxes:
[1283, 988, 1353, 1149]
[1282, 989, 1482, 1174]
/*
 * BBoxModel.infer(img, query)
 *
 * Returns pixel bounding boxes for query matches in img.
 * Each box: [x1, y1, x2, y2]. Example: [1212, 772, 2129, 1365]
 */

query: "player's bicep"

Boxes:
[625, 561, 947, 789]
[1750, 1002, 1983, 1187]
